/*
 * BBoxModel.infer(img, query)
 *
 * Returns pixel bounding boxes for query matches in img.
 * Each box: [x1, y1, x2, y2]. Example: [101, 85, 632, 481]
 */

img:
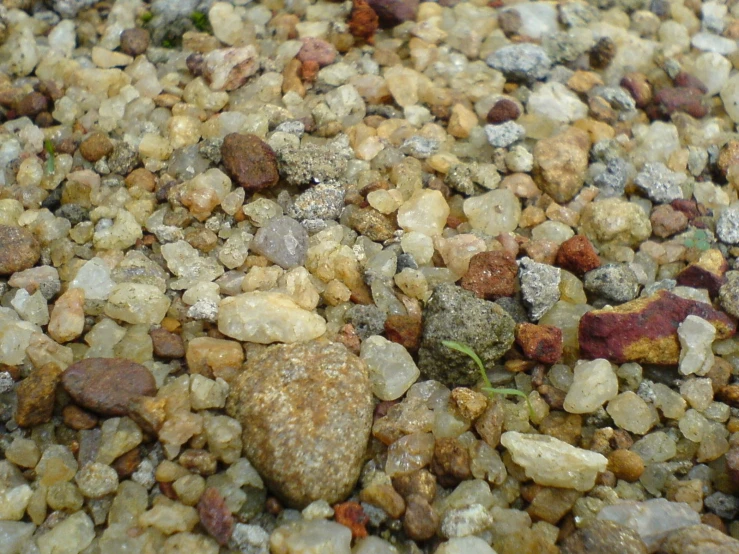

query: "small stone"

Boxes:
[15, 364, 63, 427]
[120, 27, 150, 56]
[403, 494, 439, 541]
[151, 328, 185, 359]
[528, 82, 589, 123]
[367, 0, 419, 27]
[0, 225, 40, 275]
[515, 323, 563, 364]
[15, 92, 48, 117]
[104, 283, 171, 325]
[226, 339, 372, 507]
[221, 133, 279, 192]
[487, 99, 521, 124]
[250, 216, 308, 269]
[607, 450, 645, 482]
[36, 512, 94, 554]
[534, 127, 590, 204]
[556, 235, 601, 276]
[486, 43, 552, 81]
[584, 264, 640, 303]
[397, 189, 449, 237]
[519, 256, 561, 321]
[298, 38, 337, 67]
[678, 315, 715, 376]
[79, 133, 114, 162]
[277, 143, 348, 187]
[202, 46, 259, 91]
[431, 438, 471, 488]
[563, 359, 618, 414]
[560, 520, 648, 554]
[460, 251, 518, 300]
[270, 520, 352, 554]
[348, 0, 379, 42]
[435, 536, 497, 554]
[659, 524, 739, 554]
[633, 162, 686, 203]
[441, 503, 494, 538]
[606, 392, 657, 435]
[651, 204, 689, 238]
[333, 501, 369, 539]
[463, 189, 521, 236]
[198, 487, 234, 546]
[48, 288, 85, 343]
[107, 142, 139, 175]
[360, 335, 419, 401]
[359, 479, 404, 519]
[720, 273, 739, 318]
[75, 462, 119, 498]
[501, 431, 608, 491]
[704, 491, 739, 520]
[483, 122, 526, 148]
[580, 198, 652, 247]
[287, 182, 345, 221]
[62, 358, 157, 416]
[589, 37, 617, 69]
[384, 314, 422, 353]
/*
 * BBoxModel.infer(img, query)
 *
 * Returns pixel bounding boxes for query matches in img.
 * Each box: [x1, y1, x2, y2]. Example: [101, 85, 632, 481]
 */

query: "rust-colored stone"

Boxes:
[112, 447, 141, 479]
[486, 98, 521, 124]
[0, 225, 41, 275]
[220, 133, 279, 192]
[620, 72, 652, 108]
[718, 384, 739, 407]
[607, 449, 645, 482]
[430, 437, 471, 487]
[348, 0, 379, 43]
[198, 487, 234, 546]
[16, 364, 63, 428]
[556, 235, 601, 276]
[579, 290, 736, 365]
[384, 314, 422, 353]
[652, 87, 707, 119]
[151, 327, 185, 359]
[62, 404, 98, 430]
[675, 249, 728, 297]
[334, 501, 369, 538]
[515, 323, 563, 364]
[79, 132, 114, 162]
[460, 250, 517, 300]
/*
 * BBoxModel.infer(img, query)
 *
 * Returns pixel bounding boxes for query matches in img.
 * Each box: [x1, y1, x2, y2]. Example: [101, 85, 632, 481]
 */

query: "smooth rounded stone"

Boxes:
[226, 339, 373, 507]
[692, 53, 730, 97]
[0, 225, 40, 275]
[218, 292, 326, 344]
[37, 511, 95, 554]
[691, 32, 737, 55]
[606, 392, 657, 435]
[120, 27, 150, 57]
[435, 536, 497, 554]
[486, 43, 552, 81]
[463, 189, 521, 236]
[677, 315, 715, 376]
[528, 82, 588, 124]
[633, 162, 686, 204]
[580, 198, 652, 247]
[597, 499, 701, 551]
[564, 359, 619, 414]
[360, 335, 420, 401]
[397, 189, 450, 237]
[104, 283, 171, 325]
[353, 536, 399, 554]
[500, 431, 607, 491]
[483, 122, 526, 148]
[417, 284, 515, 387]
[560, 519, 647, 554]
[220, 133, 279, 192]
[631, 432, 676, 464]
[75, 462, 119, 498]
[62, 358, 157, 416]
[250, 216, 309, 269]
[0, 521, 35, 554]
[270, 519, 352, 554]
[584, 264, 640, 304]
[518, 256, 561, 321]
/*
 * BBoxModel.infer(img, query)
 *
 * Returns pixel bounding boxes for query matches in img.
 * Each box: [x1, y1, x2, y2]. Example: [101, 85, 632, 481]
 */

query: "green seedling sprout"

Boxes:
[190, 12, 211, 33]
[44, 139, 55, 174]
[442, 340, 534, 418]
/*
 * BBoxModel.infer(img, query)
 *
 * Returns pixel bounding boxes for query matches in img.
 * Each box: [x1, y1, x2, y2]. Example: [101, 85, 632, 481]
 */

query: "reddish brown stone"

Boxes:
[79, 132, 114, 162]
[220, 133, 280, 192]
[403, 495, 439, 541]
[16, 364, 63, 428]
[367, 0, 419, 27]
[515, 323, 563, 364]
[555, 235, 601, 276]
[151, 327, 185, 359]
[198, 487, 234, 546]
[300, 59, 320, 82]
[651, 204, 689, 238]
[62, 404, 98, 430]
[334, 501, 369, 538]
[297, 37, 337, 67]
[671, 199, 703, 221]
[112, 447, 141, 479]
[384, 314, 422, 353]
[579, 290, 736, 365]
[61, 358, 157, 416]
[674, 71, 708, 93]
[0, 225, 41, 275]
[675, 249, 728, 297]
[486, 99, 521, 124]
[621, 73, 653, 108]
[15, 92, 48, 117]
[460, 250, 517, 300]
[653, 87, 707, 119]
[430, 437, 471, 487]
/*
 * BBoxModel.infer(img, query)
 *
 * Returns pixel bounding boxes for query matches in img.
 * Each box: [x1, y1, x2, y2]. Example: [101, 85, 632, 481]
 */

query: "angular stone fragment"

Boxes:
[519, 256, 560, 321]
[220, 133, 279, 192]
[202, 46, 259, 91]
[460, 251, 518, 300]
[227, 339, 372, 507]
[0, 225, 40, 275]
[15, 363, 63, 427]
[501, 431, 607, 491]
[104, 283, 171, 325]
[676, 249, 727, 297]
[515, 323, 563, 364]
[555, 235, 601, 276]
[579, 198, 652, 247]
[560, 520, 648, 554]
[579, 291, 735, 365]
[659, 524, 739, 554]
[563, 359, 618, 414]
[678, 315, 715, 376]
[250, 216, 308, 269]
[367, 0, 418, 27]
[62, 358, 157, 416]
[534, 127, 590, 203]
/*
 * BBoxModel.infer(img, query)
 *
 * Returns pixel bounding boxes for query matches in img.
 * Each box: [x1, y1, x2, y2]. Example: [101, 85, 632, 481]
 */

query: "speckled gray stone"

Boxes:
[704, 491, 739, 519]
[277, 144, 348, 186]
[226, 339, 373, 508]
[418, 284, 515, 387]
[719, 272, 739, 318]
[593, 158, 632, 198]
[250, 216, 309, 269]
[107, 142, 139, 175]
[400, 136, 439, 159]
[633, 162, 686, 204]
[716, 204, 739, 244]
[286, 181, 345, 221]
[486, 43, 552, 81]
[484, 122, 526, 148]
[560, 520, 647, 554]
[518, 257, 561, 320]
[345, 304, 387, 340]
[584, 264, 640, 303]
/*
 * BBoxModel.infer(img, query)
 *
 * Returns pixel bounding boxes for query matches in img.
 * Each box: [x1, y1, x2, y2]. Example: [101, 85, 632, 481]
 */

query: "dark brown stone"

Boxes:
[15, 364, 63, 427]
[61, 358, 157, 416]
[15, 92, 48, 117]
[590, 37, 617, 69]
[112, 446, 141, 479]
[515, 323, 563, 364]
[653, 87, 708, 119]
[498, 10, 522, 37]
[79, 133, 114, 162]
[675, 249, 727, 297]
[120, 27, 150, 57]
[579, 290, 736, 365]
[674, 71, 708, 93]
[220, 133, 280, 192]
[384, 314, 422, 353]
[718, 384, 739, 407]
[62, 404, 98, 430]
[348, 0, 379, 43]
[0, 225, 40, 275]
[403, 494, 439, 541]
[556, 235, 601, 276]
[621, 73, 653, 108]
[431, 438, 471, 487]
[151, 327, 185, 359]
[560, 519, 648, 554]
[486, 99, 521, 124]
[460, 250, 517, 300]
[367, 0, 419, 27]
[527, 487, 581, 524]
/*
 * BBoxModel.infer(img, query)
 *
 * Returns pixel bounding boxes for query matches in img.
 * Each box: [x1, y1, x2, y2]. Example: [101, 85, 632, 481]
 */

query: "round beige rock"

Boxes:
[226, 339, 373, 508]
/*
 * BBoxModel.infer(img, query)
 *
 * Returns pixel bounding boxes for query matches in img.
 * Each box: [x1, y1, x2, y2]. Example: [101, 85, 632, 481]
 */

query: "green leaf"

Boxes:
[44, 139, 55, 174]
[190, 11, 211, 33]
[141, 11, 153, 23]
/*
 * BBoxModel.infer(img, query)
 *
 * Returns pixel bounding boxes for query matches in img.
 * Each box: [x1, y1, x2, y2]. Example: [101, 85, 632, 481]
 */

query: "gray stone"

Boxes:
[716, 204, 739, 244]
[560, 520, 647, 554]
[198, 138, 223, 164]
[486, 43, 552, 81]
[400, 136, 439, 159]
[518, 257, 561, 321]
[584, 264, 640, 303]
[345, 304, 387, 340]
[483, 122, 526, 148]
[704, 491, 739, 520]
[250, 216, 309, 269]
[633, 162, 686, 204]
[226, 339, 373, 508]
[593, 87, 637, 111]
[495, 296, 529, 324]
[47, 0, 96, 18]
[719, 272, 739, 318]
[278, 144, 348, 186]
[274, 120, 306, 137]
[286, 182, 345, 221]
[107, 142, 139, 176]
[418, 284, 515, 387]
[446, 164, 477, 196]
[559, 1, 599, 27]
[593, 158, 632, 198]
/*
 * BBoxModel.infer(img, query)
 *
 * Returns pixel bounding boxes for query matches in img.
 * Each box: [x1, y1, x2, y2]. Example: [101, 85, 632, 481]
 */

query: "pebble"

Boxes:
[593, 158, 632, 198]
[533, 127, 590, 203]
[518, 256, 561, 321]
[460, 250, 518, 300]
[716, 203, 739, 244]
[120, 27, 150, 57]
[580, 198, 652, 247]
[277, 143, 348, 186]
[501, 431, 608, 491]
[286, 182, 345, 221]
[483, 121, 526, 148]
[251, 216, 308, 269]
[486, 43, 552, 81]
[403, 494, 439, 541]
[584, 264, 640, 303]
[515, 323, 563, 364]
[15, 363, 63, 428]
[36, 511, 95, 554]
[660, 523, 739, 554]
[298, 37, 337, 67]
[528, 82, 589, 123]
[201, 46, 259, 91]
[270, 519, 351, 554]
[397, 189, 449, 237]
[560, 520, 648, 554]
[651, 204, 689, 238]
[486, 99, 521, 124]
[417, 283, 515, 386]
[463, 189, 521, 236]
[563, 359, 619, 414]
[556, 235, 601, 276]
[220, 133, 279, 192]
[677, 315, 715, 376]
[633, 162, 686, 204]
[61, 358, 157, 416]
[150, 328, 185, 359]
[227, 339, 372, 508]
[15, 92, 48, 117]
[441, 504, 493, 538]
[606, 392, 657, 435]
[360, 335, 419, 401]
[435, 536, 497, 554]
[0, 225, 40, 275]
[607, 449, 645, 482]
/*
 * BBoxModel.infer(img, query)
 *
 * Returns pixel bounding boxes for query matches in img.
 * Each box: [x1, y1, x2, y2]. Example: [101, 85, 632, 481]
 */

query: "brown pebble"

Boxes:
[403, 494, 439, 541]
[475, 398, 505, 447]
[537, 384, 566, 410]
[179, 449, 218, 476]
[620, 72, 653, 108]
[392, 469, 437, 503]
[590, 37, 617, 69]
[460, 250, 518, 300]
[0, 225, 41, 275]
[450, 387, 488, 421]
[718, 140, 739, 177]
[515, 323, 563, 364]
[120, 27, 150, 57]
[15, 364, 63, 428]
[35, 112, 54, 127]
[79, 132, 114, 162]
[650, 204, 689, 238]
[220, 133, 280, 192]
[539, 411, 582, 446]
[498, 9, 522, 37]
[61, 358, 157, 416]
[706, 358, 732, 393]
[125, 168, 157, 192]
[719, 385, 739, 407]
[151, 327, 185, 359]
[112, 446, 141, 479]
[527, 487, 582, 525]
[297, 37, 337, 67]
[15, 92, 48, 117]
[653, 87, 707, 119]
[555, 235, 601, 276]
[62, 404, 98, 430]
[430, 437, 471, 487]
[367, 0, 419, 27]
[674, 71, 708, 93]
[486, 98, 521, 124]
[198, 487, 234, 546]
[701, 513, 728, 535]
[334, 501, 369, 539]
[359, 482, 405, 519]
[384, 314, 422, 353]
[607, 449, 645, 482]
[348, 0, 379, 43]
[560, 519, 648, 554]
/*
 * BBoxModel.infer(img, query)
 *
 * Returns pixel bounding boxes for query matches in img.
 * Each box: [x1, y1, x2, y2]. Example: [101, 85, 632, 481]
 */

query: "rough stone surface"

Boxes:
[584, 264, 640, 303]
[220, 133, 279, 192]
[676, 249, 727, 297]
[515, 323, 563, 364]
[61, 358, 157, 416]
[0, 225, 41, 275]
[579, 290, 735, 365]
[519, 256, 561, 320]
[560, 520, 648, 554]
[278, 143, 348, 186]
[633, 162, 686, 204]
[460, 250, 518, 300]
[226, 339, 373, 508]
[486, 43, 552, 81]
[251, 216, 309, 269]
[534, 127, 590, 203]
[417, 284, 515, 387]
[556, 235, 601, 276]
[580, 198, 652, 247]
[15, 364, 63, 427]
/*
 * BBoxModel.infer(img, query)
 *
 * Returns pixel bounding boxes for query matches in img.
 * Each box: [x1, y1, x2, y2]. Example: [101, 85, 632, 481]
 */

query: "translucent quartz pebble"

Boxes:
[360, 335, 420, 401]
[563, 359, 618, 414]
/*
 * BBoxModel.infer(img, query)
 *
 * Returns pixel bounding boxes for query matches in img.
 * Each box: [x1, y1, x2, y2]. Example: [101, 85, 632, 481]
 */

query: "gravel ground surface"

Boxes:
[2, 0, 739, 553]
